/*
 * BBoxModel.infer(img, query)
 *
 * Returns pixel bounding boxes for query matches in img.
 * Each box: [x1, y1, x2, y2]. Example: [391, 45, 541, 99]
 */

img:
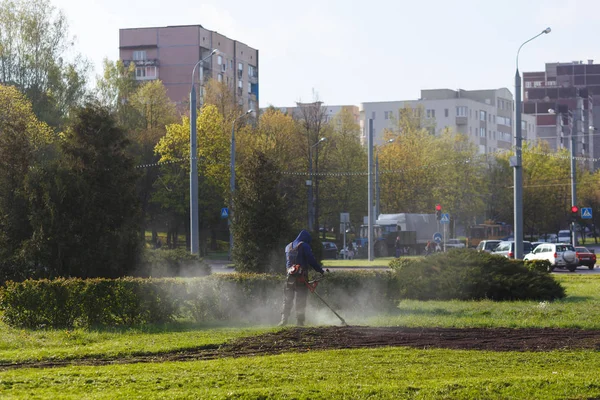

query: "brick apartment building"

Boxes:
[523, 60, 600, 170]
[119, 25, 259, 112]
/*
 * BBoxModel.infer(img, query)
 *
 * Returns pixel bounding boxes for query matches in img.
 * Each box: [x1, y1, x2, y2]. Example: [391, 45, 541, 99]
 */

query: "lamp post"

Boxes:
[229, 109, 253, 261]
[190, 48, 218, 255]
[308, 137, 326, 232]
[513, 27, 551, 259]
[375, 138, 395, 218]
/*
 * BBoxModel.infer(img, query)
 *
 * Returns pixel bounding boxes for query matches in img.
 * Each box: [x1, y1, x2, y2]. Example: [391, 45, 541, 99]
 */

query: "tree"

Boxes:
[154, 105, 229, 253]
[317, 107, 367, 238]
[0, 0, 90, 128]
[95, 59, 139, 128]
[0, 84, 54, 281]
[128, 80, 177, 243]
[295, 97, 331, 233]
[232, 151, 291, 273]
[203, 79, 240, 121]
[23, 103, 141, 278]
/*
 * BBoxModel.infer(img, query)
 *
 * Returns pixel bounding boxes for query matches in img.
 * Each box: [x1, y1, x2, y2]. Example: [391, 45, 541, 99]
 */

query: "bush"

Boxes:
[136, 248, 211, 277]
[394, 249, 565, 301]
[524, 259, 553, 273]
[389, 257, 418, 271]
[0, 272, 399, 329]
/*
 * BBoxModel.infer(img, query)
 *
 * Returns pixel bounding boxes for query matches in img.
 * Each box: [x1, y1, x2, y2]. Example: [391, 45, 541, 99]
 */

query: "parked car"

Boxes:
[475, 240, 501, 253]
[444, 239, 465, 249]
[557, 230, 571, 243]
[491, 241, 533, 259]
[574, 246, 596, 270]
[523, 243, 579, 272]
[321, 242, 339, 259]
[538, 233, 558, 243]
[531, 242, 545, 250]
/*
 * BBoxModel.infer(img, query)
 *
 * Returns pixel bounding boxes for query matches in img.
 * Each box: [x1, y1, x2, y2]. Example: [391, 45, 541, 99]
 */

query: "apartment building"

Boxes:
[359, 88, 536, 155]
[523, 60, 599, 170]
[119, 25, 259, 112]
[268, 103, 360, 124]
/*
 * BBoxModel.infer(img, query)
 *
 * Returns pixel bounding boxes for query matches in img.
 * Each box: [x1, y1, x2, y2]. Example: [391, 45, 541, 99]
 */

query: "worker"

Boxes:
[278, 230, 325, 327]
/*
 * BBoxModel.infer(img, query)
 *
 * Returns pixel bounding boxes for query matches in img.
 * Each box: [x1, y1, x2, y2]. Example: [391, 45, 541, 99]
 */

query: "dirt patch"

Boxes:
[3, 326, 600, 370]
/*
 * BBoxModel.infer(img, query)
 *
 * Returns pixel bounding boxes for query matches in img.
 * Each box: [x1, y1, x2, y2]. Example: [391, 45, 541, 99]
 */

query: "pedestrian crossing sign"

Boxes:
[440, 213, 450, 224]
[581, 207, 592, 219]
[221, 207, 229, 219]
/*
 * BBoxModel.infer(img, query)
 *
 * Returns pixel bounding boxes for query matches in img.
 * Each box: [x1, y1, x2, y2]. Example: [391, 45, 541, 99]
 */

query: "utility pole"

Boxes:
[367, 119, 374, 261]
[571, 94, 582, 246]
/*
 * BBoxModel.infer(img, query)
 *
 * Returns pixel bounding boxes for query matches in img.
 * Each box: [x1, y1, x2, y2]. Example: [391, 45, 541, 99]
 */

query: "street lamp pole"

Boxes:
[190, 48, 218, 255]
[229, 109, 252, 261]
[513, 27, 551, 259]
[308, 137, 326, 232]
[375, 138, 395, 218]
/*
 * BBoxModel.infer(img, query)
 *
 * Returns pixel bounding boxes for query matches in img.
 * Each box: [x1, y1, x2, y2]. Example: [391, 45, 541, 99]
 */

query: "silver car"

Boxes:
[491, 241, 533, 259]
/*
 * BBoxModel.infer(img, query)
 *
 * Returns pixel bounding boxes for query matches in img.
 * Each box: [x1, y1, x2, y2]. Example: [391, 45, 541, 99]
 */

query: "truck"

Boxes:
[355, 213, 439, 257]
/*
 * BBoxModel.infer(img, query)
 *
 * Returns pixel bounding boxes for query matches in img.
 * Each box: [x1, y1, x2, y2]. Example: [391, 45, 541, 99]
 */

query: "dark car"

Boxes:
[491, 241, 533, 259]
[322, 242, 339, 259]
[575, 246, 596, 270]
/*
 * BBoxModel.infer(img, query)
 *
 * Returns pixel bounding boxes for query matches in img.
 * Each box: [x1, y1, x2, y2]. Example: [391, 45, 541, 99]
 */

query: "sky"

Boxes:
[51, 0, 600, 108]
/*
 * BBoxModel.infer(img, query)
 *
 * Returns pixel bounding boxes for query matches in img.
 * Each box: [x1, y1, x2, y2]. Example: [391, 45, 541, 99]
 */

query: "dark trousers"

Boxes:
[280, 275, 308, 325]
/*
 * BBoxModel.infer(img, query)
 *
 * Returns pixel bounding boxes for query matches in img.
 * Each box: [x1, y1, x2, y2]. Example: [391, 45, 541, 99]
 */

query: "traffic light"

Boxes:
[571, 205, 579, 222]
[436, 204, 442, 221]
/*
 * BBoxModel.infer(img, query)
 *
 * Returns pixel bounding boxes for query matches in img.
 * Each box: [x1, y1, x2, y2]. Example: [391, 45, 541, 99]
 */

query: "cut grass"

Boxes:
[0, 275, 596, 366]
[1, 347, 600, 399]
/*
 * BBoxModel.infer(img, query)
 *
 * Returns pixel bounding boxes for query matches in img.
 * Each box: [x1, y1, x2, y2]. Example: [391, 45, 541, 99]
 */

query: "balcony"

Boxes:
[123, 59, 159, 67]
[248, 73, 258, 84]
[455, 116, 467, 125]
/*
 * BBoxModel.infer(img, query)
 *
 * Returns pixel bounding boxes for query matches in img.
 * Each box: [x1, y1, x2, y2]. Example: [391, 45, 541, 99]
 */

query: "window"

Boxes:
[426, 109, 435, 118]
[217, 55, 223, 65]
[248, 65, 255, 78]
[133, 50, 146, 61]
[372, 111, 376, 120]
[525, 81, 532, 88]
[230, 60, 233, 69]
[480, 127, 485, 137]
[238, 80, 243, 88]
[480, 110, 486, 121]
[534, 81, 542, 87]
[238, 62, 243, 71]
[384, 111, 393, 120]
[488, 114, 491, 122]
[249, 100, 255, 111]
[135, 66, 157, 80]
[221, 63, 226, 72]
[248, 82, 251, 94]
[456, 106, 467, 117]
[444, 108, 449, 117]
[217, 73, 223, 83]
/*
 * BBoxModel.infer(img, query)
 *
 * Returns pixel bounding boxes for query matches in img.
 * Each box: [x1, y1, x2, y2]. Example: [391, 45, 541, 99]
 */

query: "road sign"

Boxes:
[440, 213, 450, 224]
[220, 207, 229, 219]
[582, 207, 593, 219]
[340, 213, 350, 223]
[433, 232, 442, 244]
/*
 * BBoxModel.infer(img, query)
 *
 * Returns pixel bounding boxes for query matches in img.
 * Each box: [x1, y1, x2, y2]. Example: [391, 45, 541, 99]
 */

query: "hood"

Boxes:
[293, 230, 312, 247]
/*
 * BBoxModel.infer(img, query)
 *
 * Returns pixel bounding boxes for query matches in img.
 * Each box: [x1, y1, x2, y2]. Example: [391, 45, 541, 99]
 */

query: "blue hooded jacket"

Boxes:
[285, 230, 324, 274]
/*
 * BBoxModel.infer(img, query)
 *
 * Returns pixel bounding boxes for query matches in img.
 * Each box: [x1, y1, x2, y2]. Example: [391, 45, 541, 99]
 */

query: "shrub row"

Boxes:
[389, 249, 565, 301]
[0, 271, 397, 329]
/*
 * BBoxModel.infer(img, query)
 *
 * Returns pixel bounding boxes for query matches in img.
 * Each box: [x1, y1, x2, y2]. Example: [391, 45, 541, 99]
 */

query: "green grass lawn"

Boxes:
[2, 274, 600, 398]
[2, 347, 600, 399]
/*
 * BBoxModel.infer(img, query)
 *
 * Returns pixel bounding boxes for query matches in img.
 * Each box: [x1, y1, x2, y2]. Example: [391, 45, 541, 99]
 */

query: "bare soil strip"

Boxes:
[3, 326, 600, 370]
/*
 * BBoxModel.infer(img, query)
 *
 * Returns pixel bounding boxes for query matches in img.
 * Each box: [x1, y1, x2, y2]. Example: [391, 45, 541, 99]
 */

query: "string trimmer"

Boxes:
[304, 270, 348, 326]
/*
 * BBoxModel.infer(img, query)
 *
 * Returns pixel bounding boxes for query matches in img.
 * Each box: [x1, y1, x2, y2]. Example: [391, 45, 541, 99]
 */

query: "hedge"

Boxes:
[0, 271, 397, 329]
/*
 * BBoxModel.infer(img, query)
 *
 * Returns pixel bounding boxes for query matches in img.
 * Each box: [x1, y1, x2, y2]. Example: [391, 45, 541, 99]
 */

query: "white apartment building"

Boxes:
[359, 88, 537, 155]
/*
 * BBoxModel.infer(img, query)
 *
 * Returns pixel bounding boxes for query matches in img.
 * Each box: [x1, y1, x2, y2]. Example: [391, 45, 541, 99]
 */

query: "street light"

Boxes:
[190, 48, 218, 255]
[307, 137, 326, 231]
[229, 109, 253, 261]
[513, 27, 551, 259]
[375, 138, 395, 218]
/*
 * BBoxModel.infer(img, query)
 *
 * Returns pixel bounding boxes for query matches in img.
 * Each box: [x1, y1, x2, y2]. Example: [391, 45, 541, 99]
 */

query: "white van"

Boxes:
[557, 230, 571, 243]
